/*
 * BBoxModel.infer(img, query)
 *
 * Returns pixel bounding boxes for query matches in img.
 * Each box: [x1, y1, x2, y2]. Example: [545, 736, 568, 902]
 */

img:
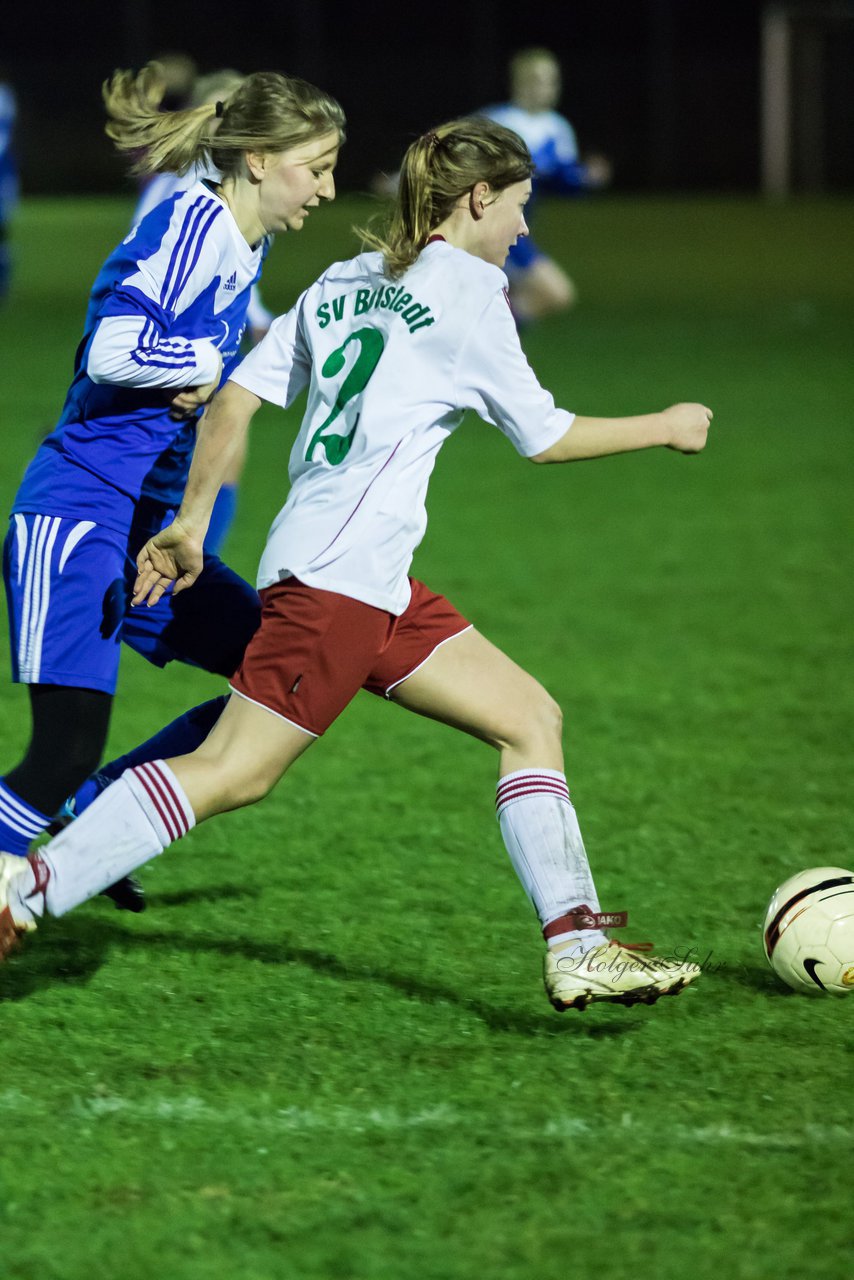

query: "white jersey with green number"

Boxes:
[230, 239, 574, 615]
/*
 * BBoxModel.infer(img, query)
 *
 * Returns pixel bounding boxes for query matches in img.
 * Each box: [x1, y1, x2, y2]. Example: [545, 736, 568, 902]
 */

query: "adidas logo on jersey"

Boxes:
[223, 272, 237, 293]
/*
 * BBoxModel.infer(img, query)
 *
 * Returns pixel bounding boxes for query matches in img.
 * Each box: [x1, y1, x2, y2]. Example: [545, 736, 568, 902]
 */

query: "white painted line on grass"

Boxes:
[0, 1089, 849, 1148]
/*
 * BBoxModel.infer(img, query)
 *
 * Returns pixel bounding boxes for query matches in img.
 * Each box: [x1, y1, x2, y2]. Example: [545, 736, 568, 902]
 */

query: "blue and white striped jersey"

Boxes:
[133, 167, 273, 335]
[132, 168, 207, 230]
[14, 180, 266, 532]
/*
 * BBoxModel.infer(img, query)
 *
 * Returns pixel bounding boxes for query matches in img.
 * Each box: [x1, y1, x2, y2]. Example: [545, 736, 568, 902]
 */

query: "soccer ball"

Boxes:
[763, 867, 854, 995]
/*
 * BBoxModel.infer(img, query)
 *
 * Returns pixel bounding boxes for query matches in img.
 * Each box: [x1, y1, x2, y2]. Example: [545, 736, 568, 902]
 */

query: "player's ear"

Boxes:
[469, 181, 491, 219]
[245, 151, 268, 182]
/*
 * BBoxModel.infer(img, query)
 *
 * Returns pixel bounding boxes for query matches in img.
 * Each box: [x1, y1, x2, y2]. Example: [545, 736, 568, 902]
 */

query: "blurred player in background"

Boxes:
[132, 67, 275, 556]
[149, 50, 198, 112]
[482, 47, 611, 322]
[0, 71, 19, 302]
[0, 65, 344, 906]
[0, 118, 711, 1012]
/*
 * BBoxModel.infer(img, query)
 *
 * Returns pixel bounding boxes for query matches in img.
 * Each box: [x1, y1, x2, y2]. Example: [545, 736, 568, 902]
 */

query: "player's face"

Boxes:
[515, 59, 561, 112]
[479, 180, 532, 267]
[257, 131, 340, 234]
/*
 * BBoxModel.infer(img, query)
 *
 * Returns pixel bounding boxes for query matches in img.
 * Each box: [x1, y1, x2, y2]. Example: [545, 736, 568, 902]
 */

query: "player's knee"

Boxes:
[528, 686, 563, 747]
[239, 771, 279, 806]
[542, 274, 575, 313]
[556, 276, 577, 310]
[499, 682, 562, 753]
[217, 758, 282, 809]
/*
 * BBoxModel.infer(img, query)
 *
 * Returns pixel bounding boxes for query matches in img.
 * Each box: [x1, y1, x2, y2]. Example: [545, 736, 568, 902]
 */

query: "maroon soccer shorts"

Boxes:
[229, 577, 471, 736]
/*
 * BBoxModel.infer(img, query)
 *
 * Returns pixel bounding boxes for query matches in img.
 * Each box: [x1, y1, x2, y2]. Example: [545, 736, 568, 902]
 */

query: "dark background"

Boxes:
[3, 0, 854, 194]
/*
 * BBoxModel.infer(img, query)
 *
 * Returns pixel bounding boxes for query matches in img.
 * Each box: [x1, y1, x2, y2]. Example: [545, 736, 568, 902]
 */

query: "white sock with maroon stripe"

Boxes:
[496, 768, 609, 955]
[125, 761, 195, 847]
[19, 761, 195, 919]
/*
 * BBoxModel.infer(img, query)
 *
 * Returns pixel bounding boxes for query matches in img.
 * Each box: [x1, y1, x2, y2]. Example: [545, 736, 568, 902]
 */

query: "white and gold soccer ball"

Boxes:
[763, 867, 854, 995]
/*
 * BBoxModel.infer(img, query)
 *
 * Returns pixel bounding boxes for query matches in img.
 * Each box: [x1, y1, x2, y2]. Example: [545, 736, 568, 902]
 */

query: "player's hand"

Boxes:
[168, 352, 223, 420]
[168, 378, 219, 420]
[662, 402, 713, 454]
[133, 518, 204, 606]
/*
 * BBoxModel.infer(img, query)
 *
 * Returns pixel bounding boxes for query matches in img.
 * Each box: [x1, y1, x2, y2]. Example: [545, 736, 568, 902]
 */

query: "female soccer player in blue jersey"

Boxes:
[1, 118, 712, 1011]
[0, 65, 344, 881]
[482, 47, 611, 322]
[131, 67, 275, 557]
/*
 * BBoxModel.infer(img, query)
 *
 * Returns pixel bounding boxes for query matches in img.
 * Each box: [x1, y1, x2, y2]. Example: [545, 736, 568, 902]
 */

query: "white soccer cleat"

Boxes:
[544, 940, 701, 1011]
[0, 852, 40, 960]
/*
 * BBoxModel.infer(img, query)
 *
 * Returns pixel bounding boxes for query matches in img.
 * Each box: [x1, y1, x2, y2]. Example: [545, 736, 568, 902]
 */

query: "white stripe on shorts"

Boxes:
[18, 515, 62, 683]
[19, 514, 46, 677]
[12, 514, 27, 585]
[30, 516, 61, 682]
[58, 520, 95, 574]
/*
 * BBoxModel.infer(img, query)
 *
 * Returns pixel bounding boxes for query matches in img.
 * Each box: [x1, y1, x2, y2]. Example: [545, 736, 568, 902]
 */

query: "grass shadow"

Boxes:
[719, 960, 797, 998]
[2, 908, 646, 1038]
[0, 913, 112, 1003]
[145, 884, 258, 909]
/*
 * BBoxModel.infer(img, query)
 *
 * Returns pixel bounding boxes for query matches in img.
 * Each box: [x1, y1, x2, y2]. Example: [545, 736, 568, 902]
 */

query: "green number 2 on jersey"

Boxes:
[306, 326, 385, 465]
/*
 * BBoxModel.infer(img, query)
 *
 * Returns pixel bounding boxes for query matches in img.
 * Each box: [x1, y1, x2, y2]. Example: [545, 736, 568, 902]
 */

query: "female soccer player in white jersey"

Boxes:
[0, 118, 712, 1011]
[0, 66, 343, 896]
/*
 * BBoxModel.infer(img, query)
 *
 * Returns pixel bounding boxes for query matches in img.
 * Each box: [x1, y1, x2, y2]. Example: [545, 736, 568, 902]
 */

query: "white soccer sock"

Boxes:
[496, 768, 609, 954]
[16, 761, 195, 919]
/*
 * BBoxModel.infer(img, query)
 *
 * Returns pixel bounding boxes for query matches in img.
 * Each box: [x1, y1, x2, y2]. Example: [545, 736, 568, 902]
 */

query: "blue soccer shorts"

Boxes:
[4, 513, 260, 693]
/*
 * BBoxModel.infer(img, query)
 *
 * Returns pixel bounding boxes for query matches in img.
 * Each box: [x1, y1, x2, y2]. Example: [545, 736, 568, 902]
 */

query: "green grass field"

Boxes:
[0, 194, 852, 1279]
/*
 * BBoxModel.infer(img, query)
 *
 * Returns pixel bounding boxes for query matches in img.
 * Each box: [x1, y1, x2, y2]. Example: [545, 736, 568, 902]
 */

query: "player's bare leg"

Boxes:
[509, 258, 576, 322]
[391, 627, 565, 773]
[0, 695, 314, 949]
[164, 692, 315, 822]
[391, 627, 700, 1009]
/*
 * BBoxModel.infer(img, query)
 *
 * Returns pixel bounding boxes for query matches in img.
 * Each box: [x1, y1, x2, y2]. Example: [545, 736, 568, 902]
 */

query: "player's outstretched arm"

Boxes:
[531, 402, 713, 464]
[133, 380, 263, 606]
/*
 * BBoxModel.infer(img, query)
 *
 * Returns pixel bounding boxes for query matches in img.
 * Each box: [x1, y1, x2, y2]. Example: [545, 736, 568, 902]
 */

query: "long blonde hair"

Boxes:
[359, 117, 533, 278]
[103, 63, 345, 178]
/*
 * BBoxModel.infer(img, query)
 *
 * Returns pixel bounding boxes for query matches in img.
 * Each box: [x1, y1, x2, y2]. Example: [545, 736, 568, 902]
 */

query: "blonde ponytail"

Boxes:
[103, 64, 219, 176]
[358, 117, 533, 278]
[103, 64, 345, 179]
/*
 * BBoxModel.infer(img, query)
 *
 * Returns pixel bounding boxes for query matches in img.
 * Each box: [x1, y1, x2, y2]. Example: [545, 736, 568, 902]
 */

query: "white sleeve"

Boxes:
[88, 197, 231, 388]
[228, 299, 311, 408]
[245, 283, 274, 335]
[454, 291, 574, 456]
[87, 314, 221, 388]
